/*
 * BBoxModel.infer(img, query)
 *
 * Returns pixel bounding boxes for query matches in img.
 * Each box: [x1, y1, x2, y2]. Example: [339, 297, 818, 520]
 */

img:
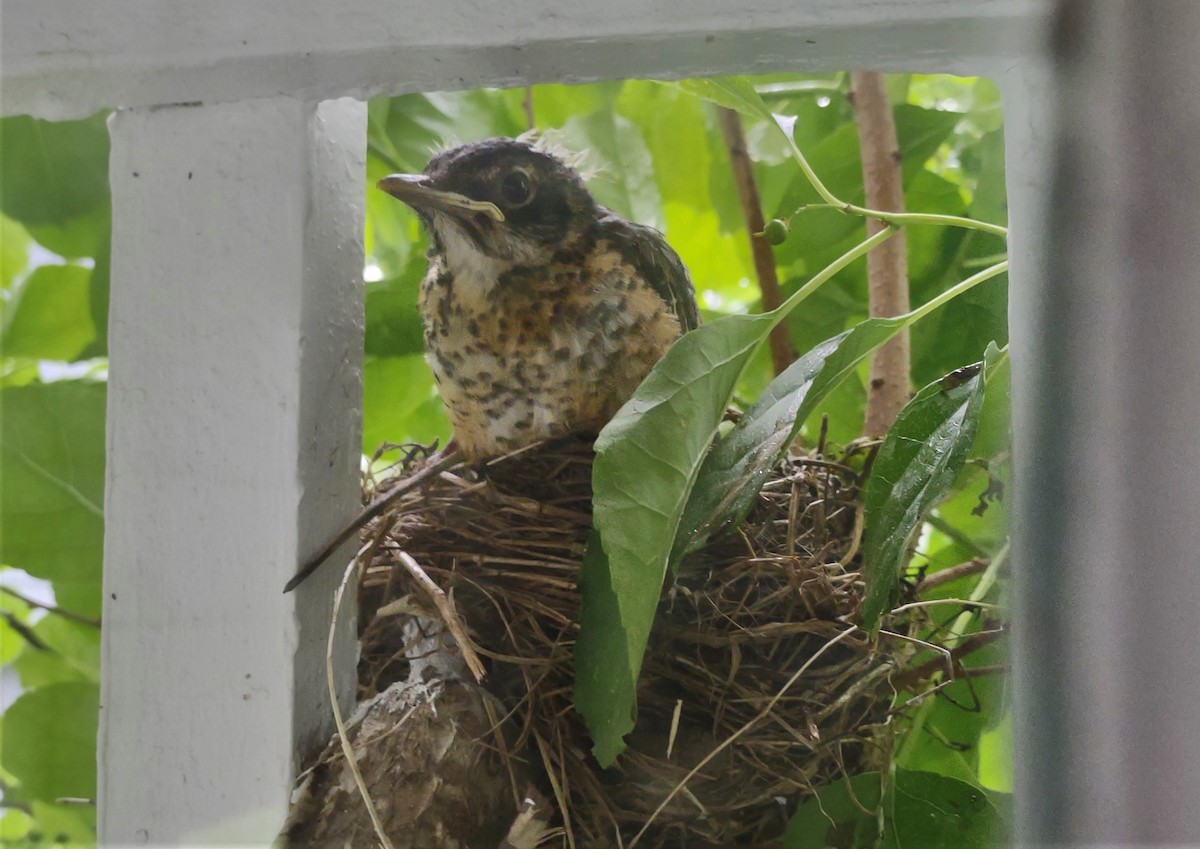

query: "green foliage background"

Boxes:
[0, 73, 1009, 847]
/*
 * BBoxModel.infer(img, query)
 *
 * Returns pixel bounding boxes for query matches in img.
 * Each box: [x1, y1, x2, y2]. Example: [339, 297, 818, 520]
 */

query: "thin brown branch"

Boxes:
[0, 586, 101, 628]
[717, 106, 796, 375]
[397, 550, 487, 683]
[284, 448, 461, 592]
[850, 71, 911, 436]
[914, 558, 991, 596]
[891, 627, 1006, 690]
[522, 87, 535, 131]
[1, 610, 52, 651]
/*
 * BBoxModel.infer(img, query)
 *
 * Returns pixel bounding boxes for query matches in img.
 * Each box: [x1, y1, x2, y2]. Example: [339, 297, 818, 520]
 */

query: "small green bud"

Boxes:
[761, 218, 789, 245]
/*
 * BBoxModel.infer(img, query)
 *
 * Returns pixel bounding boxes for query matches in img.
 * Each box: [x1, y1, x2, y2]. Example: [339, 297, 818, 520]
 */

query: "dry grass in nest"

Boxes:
[353, 436, 925, 848]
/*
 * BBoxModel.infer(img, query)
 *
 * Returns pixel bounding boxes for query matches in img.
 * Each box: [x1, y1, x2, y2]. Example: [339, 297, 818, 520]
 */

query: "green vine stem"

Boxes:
[768, 114, 1009, 240]
[905, 260, 1009, 321]
[786, 202, 1010, 239]
[770, 225, 898, 320]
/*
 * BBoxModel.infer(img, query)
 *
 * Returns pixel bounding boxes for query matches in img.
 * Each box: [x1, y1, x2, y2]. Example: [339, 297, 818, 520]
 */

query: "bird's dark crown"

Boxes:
[420, 138, 598, 262]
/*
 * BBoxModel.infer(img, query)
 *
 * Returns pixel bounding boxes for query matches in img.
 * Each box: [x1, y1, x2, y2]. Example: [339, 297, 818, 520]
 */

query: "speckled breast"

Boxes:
[420, 244, 683, 461]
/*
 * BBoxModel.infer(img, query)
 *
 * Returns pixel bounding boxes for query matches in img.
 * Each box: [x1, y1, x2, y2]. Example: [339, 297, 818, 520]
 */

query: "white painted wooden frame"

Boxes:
[8, 0, 1199, 845]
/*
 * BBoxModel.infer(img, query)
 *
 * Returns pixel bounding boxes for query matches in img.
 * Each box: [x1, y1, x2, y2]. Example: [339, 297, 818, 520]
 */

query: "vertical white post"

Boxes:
[101, 97, 365, 844]
[1009, 4, 1200, 844]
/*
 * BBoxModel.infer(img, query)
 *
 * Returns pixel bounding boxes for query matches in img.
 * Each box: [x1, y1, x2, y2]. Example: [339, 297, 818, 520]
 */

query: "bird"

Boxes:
[377, 137, 700, 462]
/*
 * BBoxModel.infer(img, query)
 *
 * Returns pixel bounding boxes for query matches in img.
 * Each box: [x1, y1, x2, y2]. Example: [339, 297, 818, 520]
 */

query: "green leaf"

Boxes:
[572, 533, 637, 764]
[576, 310, 776, 764]
[0, 113, 110, 230]
[1, 215, 31, 289]
[860, 351, 992, 630]
[364, 276, 425, 358]
[0, 587, 32, 665]
[672, 77, 776, 122]
[978, 711, 1014, 792]
[27, 800, 95, 846]
[616, 82, 715, 216]
[1, 681, 99, 803]
[887, 770, 1005, 848]
[784, 771, 883, 848]
[0, 808, 33, 841]
[557, 111, 662, 229]
[678, 269, 1006, 562]
[1, 265, 96, 360]
[531, 81, 625, 129]
[83, 233, 111, 358]
[674, 318, 908, 560]
[897, 666, 1008, 783]
[576, 228, 898, 763]
[784, 770, 1003, 849]
[26, 204, 111, 261]
[361, 354, 450, 454]
[968, 129, 1008, 226]
[12, 615, 101, 688]
[0, 382, 105, 587]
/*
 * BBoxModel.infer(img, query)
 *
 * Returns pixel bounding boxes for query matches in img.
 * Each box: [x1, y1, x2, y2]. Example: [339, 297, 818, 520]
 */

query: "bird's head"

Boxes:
[377, 138, 598, 273]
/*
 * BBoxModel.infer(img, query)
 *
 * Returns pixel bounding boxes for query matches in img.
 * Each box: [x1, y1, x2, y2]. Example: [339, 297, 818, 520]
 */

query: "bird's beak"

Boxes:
[376, 174, 505, 222]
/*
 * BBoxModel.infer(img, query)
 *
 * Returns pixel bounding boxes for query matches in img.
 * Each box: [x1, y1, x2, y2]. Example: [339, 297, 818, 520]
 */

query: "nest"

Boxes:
[289, 435, 943, 848]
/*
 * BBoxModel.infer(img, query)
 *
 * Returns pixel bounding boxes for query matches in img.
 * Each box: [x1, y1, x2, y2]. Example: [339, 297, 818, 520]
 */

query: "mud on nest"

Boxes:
[297, 436, 944, 848]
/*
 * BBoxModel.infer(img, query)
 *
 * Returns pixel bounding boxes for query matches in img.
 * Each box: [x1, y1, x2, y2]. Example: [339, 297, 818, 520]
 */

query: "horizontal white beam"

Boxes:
[3, 0, 1050, 119]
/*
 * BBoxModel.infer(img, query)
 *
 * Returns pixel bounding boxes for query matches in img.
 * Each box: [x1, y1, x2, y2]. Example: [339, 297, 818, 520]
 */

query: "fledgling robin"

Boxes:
[377, 138, 700, 461]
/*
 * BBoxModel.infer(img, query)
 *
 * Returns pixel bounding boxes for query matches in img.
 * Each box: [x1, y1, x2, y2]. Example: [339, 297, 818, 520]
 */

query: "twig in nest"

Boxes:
[889, 598, 1007, 617]
[628, 625, 859, 848]
[396, 550, 487, 684]
[326, 543, 396, 849]
[284, 449, 461, 592]
[500, 787, 552, 849]
[890, 627, 1006, 691]
[835, 502, 865, 568]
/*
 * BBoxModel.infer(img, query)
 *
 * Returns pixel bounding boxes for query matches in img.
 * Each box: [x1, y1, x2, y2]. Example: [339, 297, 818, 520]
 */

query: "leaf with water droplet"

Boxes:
[860, 344, 996, 630]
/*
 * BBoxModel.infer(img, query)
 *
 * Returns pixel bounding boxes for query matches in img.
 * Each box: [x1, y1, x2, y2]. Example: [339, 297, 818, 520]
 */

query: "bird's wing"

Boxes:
[597, 212, 701, 333]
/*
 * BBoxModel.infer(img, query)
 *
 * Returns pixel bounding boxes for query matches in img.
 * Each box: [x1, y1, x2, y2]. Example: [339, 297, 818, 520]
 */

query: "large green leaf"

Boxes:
[860, 347, 995, 629]
[784, 770, 1004, 849]
[0, 113, 110, 255]
[673, 318, 907, 562]
[677, 272, 1006, 563]
[0, 113, 110, 231]
[0, 382, 105, 590]
[1, 264, 96, 360]
[1, 681, 99, 803]
[575, 229, 897, 764]
[575, 310, 775, 764]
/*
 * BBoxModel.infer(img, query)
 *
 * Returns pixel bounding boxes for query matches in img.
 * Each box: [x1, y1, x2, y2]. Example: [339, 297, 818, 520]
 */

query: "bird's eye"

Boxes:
[499, 171, 534, 208]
